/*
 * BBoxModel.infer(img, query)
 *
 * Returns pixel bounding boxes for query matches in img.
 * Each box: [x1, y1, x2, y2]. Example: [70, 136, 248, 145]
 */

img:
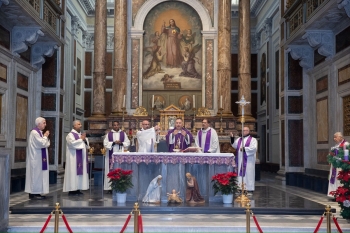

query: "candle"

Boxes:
[220, 95, 223, 109]
[193, 95, 195, 108]
[345, 149, 349, 161]
[152, 95, 155, 108]
[123, 95, 126, 108]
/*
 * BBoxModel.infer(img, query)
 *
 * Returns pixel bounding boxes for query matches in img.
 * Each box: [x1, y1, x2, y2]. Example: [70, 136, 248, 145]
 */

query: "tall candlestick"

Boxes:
[152, 95, 155, 108]
[193, 95, 195, 108]
[220, 95, 223, 109]
[123, 95, 126, 108]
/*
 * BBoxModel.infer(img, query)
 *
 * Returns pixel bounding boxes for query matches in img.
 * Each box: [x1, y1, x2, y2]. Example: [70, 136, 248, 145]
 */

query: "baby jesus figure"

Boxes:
[167, 189, 183, 203]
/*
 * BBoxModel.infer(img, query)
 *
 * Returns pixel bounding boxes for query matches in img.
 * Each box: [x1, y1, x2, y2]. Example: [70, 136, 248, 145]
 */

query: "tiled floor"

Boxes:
[7, 173, 350, 232]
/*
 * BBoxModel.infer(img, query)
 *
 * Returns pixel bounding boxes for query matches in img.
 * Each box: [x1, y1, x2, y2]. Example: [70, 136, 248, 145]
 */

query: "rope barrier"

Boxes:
[138, 214, 143, 233]
[313, 214, 324, 233]
[252, 214, 263, 233]
[120, 213, 132, 233]
[332, 216, 343, 233]
[62, 214, 73, 233]
[39, 213, 52, 233]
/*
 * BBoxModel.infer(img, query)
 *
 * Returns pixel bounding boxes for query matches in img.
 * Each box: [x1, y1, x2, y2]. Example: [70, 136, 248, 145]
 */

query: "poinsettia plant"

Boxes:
[107, 168, 133, 193]
[211, 172, 238, 195]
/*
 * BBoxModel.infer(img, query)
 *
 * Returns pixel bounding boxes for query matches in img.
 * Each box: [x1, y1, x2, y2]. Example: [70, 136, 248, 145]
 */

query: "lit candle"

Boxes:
[220, 95, 223, 109]
[152, 95, 155, 108]
[123, 95, 126, 108]
[345, 149, 349, 161]
[193, 95, 195, 108]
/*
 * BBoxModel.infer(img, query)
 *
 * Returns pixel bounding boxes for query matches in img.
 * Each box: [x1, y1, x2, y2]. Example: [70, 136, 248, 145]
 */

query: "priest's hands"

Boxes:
[44, 131, 50, 137]
[80, 133, 86, 141]
[181, 130, 187, 136]
[115, 140, 122, 144]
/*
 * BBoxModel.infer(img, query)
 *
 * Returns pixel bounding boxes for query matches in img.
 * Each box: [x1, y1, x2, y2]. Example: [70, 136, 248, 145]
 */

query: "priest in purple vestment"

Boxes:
[165, 118, 193, 152]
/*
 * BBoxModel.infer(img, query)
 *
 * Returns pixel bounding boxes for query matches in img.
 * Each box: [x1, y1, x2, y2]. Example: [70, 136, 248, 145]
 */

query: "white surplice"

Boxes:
[232, 136, 257, 191]
[195, 127, 220, 153]
[136, 127, 158, 152]
[25, 130, 50, 194]
[63, 129, 90, 192]
[103, 129, 130, 190]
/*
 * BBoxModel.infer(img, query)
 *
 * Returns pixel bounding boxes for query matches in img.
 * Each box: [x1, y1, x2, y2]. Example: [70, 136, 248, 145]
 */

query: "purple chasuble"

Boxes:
[32, 127, 48, 170]
[166, 128, 193, 152]
[108, 131, 125, 160]
[71, 132, 88, 175]
[235, 136, 253, 177]
[198, 129, 211, 153]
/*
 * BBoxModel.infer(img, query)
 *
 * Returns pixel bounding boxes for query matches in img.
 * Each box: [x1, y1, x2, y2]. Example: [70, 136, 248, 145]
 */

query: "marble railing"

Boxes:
[0, 148, 11, 233]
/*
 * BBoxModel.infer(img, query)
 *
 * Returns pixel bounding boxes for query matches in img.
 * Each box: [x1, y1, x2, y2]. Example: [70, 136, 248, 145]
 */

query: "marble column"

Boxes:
[217, 0, 232, 116]
[111, 0, 127, 115]
[238, 0, 254, 120]
[92, 0, 107, 117]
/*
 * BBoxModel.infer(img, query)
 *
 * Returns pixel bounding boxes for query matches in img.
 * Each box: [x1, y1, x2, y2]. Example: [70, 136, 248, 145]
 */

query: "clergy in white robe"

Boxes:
[63, 120, 89, 194]
[232, 126, 257, 193]
[136, 120, 160, 152]
[103, 121, 130, 190]
[25, 117, 50, 199]
[327, 132, 347, 197]
[195, 119, 220, 153]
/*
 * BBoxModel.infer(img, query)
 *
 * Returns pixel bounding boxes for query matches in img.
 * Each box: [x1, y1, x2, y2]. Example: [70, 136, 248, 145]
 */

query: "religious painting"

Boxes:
[142, 1, 202, 91]
[15, 94, 28, 141]
[0, 63, 7, 83]
[151, 95, 165, 110]
[76, 58, 82, 95]
[178, 95, 192, 111]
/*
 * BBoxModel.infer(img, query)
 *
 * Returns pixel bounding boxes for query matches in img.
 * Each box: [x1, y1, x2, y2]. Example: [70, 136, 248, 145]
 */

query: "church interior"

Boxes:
[1, 0, 350, 232]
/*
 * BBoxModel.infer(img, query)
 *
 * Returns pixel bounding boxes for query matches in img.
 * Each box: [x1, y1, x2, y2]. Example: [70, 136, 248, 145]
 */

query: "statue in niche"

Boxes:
[167, 189, 183, 203]
[168, 116, 176, 129]
[185, 173, 205, 203]
[154, 96, 164, 110]
[142, 175, 162, 203]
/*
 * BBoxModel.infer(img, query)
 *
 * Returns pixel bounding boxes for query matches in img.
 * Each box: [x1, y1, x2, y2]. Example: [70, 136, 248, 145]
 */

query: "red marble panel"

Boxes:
[14, 147, 26, 163]
[251, 54, 258, 78]
[231, 54, 238, 77]
[106, 52, 113, 76]
[16, 94, 28, 141]
[105, 79, 112, 89]
[60, 95, 63, 112]
[85, 52, 92, 76]
[317, 149, 329, 165]
[131, 39, 140, 109]
[85, 79, 92, 88]
[316, 75, 328, 94]
[17, 73, 28, 91]
[288, 96, 302, 114]
[0, 25, 10, 49]
[288, 54, 303, 90]
[60, 47, 64, 89]
[45, 117, 56, 164]
[205, 40, 213, 109]
[0, 63, 7, 83]
[41, 93, 56, 111]
[84, 92, 91, 117]
[42, 51, 57, 87]
[288, 119, 303, 167]
[59, 118, 62, 164]
[281, 120, 285, 166]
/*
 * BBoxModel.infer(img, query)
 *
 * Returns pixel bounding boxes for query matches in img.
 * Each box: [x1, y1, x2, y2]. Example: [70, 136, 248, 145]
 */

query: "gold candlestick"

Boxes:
[100, 147, 106, 156]
[151, 106, 156, 126]
[121, 107, 126, 131]
[191, 107, 197, 134]
[89, 147, 95, 155]
[219, 107, 224, 133]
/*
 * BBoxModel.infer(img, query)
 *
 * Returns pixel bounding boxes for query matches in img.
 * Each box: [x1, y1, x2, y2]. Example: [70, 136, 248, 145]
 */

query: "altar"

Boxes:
[112, 152, 235, 203]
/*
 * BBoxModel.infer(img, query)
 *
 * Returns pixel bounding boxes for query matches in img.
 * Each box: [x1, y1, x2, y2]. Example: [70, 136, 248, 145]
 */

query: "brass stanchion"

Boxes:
[325, 205, 332, 233]
[245, 203, 251, 233]
[54, 203, 60, 233]
[133, 203, 140, 233]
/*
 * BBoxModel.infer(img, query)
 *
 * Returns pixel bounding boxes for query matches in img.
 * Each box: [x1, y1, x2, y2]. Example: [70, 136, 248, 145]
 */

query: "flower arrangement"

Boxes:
[211, 172, 238, 195]
[107, 168, 133, 193]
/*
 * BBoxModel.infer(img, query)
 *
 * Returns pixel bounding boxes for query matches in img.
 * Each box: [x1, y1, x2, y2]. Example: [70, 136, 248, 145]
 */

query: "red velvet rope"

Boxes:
[120, 214, 131, 233]
[313, 216, 324, 233]
[252, 215, 263, 233]
[332, 216, 343, 233]
[62, 214, 73, 233]
[138, 214, 143, 233]
[39, 214, 52, 233]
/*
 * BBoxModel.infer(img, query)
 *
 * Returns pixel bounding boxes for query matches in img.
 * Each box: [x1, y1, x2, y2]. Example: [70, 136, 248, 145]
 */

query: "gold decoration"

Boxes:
[133, 106, 148, 116]
[196, 107, 211, 116]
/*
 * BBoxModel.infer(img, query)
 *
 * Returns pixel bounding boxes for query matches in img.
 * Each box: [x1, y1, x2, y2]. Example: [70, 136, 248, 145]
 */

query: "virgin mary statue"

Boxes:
[142, 175, 162, 203]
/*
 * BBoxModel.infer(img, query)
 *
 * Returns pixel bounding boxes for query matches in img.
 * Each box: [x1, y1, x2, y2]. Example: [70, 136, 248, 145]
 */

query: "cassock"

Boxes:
[327, 139, 346, 197]
[195, 127, 220, 153]
[232, 135, 257, 191]
[25, 128, 50, 194]
[165, 128, 193, 152]
[103, 129, 130, 190]
[63, 129, 90, 192]
[137, 127, 158, 152]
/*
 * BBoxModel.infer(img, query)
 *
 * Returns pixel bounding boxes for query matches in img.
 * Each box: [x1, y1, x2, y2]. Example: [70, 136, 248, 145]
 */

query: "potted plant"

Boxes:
[107, 168, 133, 203]
[211, 171, 238, 204]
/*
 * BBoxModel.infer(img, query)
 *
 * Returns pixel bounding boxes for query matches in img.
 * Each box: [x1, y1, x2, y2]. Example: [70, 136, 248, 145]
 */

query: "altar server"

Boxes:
[166, 118, 193, 152]
[103, 121, 130, 191]
[137, 120, 160, 152]
[231, 126, 257, 195]
[63, 120, 89, 195]
[25, 117, 50, 200]
[195, 119, 220, 153]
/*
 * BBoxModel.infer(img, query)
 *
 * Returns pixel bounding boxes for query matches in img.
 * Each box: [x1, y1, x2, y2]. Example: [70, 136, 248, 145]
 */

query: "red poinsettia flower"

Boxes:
[107, 168, 133, 193]
[211, 172, 238, 195]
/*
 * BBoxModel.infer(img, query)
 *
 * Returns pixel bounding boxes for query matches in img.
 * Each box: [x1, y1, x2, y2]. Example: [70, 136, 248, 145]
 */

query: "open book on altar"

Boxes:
[182, 147, 202, 153]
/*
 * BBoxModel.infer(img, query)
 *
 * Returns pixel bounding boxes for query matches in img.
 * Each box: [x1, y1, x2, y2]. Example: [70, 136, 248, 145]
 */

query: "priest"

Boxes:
[103, 121, 130, 192]
[25, 117, 50, 200]
[231, 126, 257, 196]
[63, 120, 90, 195]
[165, 118, 193, 152]
[137, 120, 160, 152]
[195, 119, 220, 153]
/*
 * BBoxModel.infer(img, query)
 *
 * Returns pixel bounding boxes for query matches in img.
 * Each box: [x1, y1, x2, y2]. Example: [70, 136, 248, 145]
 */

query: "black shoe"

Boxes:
[68, 191, 79, 196]
[29, 193, 34, 199]
[77, 190, 84, 195]
[107, 190, 112, 194]
[29, 194, 45, 200]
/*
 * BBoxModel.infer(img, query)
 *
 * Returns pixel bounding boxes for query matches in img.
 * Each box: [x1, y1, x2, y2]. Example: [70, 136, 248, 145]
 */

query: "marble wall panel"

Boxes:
[85, 79, 92, 88]
[205, 40, 213, 109]
[0, 25, 10, 49]
[288, 54, 303, 90]
[0, 152, 10, 233]
[42, 51, 57, 87]
[288, 96, 303, 114]
[288, 119, 303, 167]
[41, 93, 56, 111]
[74, 40, 76, 66]
[281, 96, 285, 115]
[84, 92, 91, 117]
[198, 0, 214, 26]
[280, 48, 284, 92]
[131, 39, 140, 109]
[106, 52, 113, 76]
[336, 25, 350, 53]
[251, 54, 258, 78]
[281, 120, 285, 166]
[275, 50, 279, 110]
[15, 94, 28, 141]
[85, 52, 92, 76]
[231, 54, 238, 77]
[316, 97, 328, 143]
[105, 79, 112, 89]
[317, 149, 329, 165]
[17, 73, 28, 91]
[0, 63, 7, 83]
[60, 95, 63, 112]
[45, 117, 56, 164]
[89, 123, 107, 130]
[105, 92, 112, 116]
[14, 147, 26, 163]
[228, 121, 235, 128]
[343, 95, 350, 136]
[59, 118, 62, 164]
[76, 58, 82, 95]
[316, 75, 328, 94]
[60, 47, 64, 89]
[132, 0, 147, 25]
[338, 64, 350, 86]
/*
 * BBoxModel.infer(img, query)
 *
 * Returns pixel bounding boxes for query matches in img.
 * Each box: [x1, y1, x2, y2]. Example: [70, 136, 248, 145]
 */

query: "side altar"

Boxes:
[112, 152, 235, 203]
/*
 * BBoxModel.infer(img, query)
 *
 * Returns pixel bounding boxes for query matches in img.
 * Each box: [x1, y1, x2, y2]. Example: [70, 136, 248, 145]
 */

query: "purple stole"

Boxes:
[166, 128, 193, 152]
[235, 136, 253, 177]
[108, 130, 125, 160]
[330, 140, 346, 184]
[198, 129, 211, 153]
[32, 127, 48, 170]
[71, 132, 88, 175]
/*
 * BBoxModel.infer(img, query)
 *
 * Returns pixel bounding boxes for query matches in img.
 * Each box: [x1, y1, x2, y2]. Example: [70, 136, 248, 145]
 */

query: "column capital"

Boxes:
[31, 43, 59, 68]
[338, 0, 350, 18]
[12, 27, 44, 56]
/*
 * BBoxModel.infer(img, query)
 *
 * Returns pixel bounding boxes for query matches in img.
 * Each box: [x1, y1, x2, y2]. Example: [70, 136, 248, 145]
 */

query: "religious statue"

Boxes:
[185, 173, 205, 203]
[167, 189, 183, 203]
[142, 175, 162, 203]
